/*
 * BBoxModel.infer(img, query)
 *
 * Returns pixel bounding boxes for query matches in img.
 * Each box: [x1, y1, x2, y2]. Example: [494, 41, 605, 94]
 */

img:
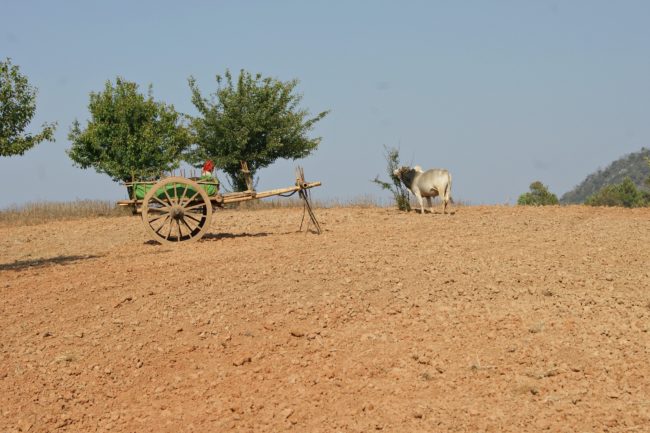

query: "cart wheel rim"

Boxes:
[141, 176, 212, 244]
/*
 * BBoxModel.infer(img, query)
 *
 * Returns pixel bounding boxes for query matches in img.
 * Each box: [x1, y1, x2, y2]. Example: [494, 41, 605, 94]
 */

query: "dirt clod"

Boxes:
[233, 357, 252, 367]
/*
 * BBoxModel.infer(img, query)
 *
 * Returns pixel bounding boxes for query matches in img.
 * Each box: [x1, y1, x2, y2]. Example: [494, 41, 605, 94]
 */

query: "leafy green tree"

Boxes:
[372, 146, 411, 211]
[517, 181, 559, 206]
[0, 58, 56, 157]
[188, 69, 329, 191]
[68, 78, 192, 182]
[585, 177, 648, 207]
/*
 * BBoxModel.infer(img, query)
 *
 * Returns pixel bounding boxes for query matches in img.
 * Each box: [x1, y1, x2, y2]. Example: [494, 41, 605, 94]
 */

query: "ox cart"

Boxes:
[117, 163, 321, 244]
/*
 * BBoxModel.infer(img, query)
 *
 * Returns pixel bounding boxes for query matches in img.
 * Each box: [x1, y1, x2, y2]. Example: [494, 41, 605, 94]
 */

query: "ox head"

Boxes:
[393, 166, 418, 188]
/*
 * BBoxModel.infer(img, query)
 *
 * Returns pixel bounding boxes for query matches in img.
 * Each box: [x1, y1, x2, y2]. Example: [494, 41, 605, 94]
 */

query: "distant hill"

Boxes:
[560, 148, 650, 204]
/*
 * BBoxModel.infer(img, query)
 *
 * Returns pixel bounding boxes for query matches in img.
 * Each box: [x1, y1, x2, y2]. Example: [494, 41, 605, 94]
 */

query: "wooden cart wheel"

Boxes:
[141, 177, 212, 244]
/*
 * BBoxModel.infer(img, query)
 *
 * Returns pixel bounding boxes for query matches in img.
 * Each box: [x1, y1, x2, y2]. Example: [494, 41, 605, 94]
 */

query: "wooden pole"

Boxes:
[221, 182, 321, 204]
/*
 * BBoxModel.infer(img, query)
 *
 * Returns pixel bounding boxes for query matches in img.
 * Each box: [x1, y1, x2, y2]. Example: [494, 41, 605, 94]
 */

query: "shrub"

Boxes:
[517, 181, 559, 206]
[372, 146, 411, 211]
[586, 177, 649, 207]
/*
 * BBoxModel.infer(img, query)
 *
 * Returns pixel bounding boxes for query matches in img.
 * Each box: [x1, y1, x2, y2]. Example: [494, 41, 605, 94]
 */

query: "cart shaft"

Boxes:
[222, 181, 321, 204]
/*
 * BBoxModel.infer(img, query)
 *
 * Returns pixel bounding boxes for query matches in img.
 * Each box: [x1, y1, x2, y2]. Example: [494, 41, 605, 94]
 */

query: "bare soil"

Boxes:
[1, 205, 649, 432]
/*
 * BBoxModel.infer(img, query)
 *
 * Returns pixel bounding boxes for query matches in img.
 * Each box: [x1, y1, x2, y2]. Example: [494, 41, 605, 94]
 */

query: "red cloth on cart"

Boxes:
[202, 160, 215, 173]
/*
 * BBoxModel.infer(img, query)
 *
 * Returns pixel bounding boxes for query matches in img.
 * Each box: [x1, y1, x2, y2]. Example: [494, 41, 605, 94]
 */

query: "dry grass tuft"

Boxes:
[0, 200, 131, 226]
[231, 194, 384, 210]
[235, 194, 469, 210]
[1, 195, 471, 226]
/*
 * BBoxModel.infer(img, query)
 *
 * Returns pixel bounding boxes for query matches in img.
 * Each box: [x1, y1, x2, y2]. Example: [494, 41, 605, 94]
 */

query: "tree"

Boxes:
[0, 58, 56, 157]
[517, 181, 559, 206]
[372, 146, 411, 211]
[585, 177, 648, 208]
[188, 69, 329, 191]
[68, 78, 192, 182]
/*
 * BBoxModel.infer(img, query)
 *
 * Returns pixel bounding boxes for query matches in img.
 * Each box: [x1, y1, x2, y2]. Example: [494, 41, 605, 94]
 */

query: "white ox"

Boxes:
[393, 165, 452, 214]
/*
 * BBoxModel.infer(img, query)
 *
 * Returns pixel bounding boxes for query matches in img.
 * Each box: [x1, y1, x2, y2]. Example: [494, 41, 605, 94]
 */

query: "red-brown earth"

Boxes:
[1, 205, 649, 432]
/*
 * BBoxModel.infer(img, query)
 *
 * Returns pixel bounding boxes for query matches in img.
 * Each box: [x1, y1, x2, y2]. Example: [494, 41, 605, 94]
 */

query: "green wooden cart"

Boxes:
[117, 165, 321, 244]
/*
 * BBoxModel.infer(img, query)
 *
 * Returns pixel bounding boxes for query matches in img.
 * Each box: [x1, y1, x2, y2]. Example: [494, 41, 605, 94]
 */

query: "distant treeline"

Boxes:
[519, 148, 650, 207]
[560, 148, 650, 204]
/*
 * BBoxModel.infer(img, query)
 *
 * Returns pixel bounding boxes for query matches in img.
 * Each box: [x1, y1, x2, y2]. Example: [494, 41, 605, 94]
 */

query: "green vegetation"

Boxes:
[0, 58, 56, 157]
[585, 177, 650, 208]
[188, 70, 329, 191]
[561, 148, 650, 204]
[517, 181, 559, 206]
[67, 78, 192, 182]
[372, 146, 411, 211]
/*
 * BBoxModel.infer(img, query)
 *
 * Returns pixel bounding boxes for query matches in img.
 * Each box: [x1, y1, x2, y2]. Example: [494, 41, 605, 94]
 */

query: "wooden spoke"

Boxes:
[174, 219, 183, 239]
[184, 202, 208, 211]
[147, 213, 168, 224]
[180, 217, 195, 235]
[178, 183, 191, 206]
[163, 184, 175, 206]
[181, 190, 200, 207]
[174, 219, 181, 242]
[184, 212, 204, 224]
[154, 215, 171, 234]
[147, 206, 168, 213]
[178, 217, 185, 240]
[151, 195, 170, 208]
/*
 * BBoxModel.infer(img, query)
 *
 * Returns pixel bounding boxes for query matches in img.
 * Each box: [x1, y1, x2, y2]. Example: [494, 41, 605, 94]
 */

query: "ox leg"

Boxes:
[415, 192, 425, 214]
[443, 178, 451, 214]
[442, 192, 450, 214]
[426, 196, 433, 214]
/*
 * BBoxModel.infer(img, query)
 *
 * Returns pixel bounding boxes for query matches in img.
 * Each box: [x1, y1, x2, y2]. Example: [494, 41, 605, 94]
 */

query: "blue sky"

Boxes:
[2, 0, 649, 207]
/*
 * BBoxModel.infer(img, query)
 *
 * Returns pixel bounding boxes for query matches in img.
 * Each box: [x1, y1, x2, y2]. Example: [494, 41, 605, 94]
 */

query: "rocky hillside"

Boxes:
[561, 148, 650, 204]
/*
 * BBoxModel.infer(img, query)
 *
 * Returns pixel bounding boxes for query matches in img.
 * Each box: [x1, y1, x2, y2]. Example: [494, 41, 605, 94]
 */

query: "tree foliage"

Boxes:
[561, 148, 650, 203]
[517, 181, 559, 206]
[188, 70, 329, 191]
[68, 78, 192, 182]
[0, 58, 56, 157]
[585, 177, 649, 208]
[372, 146, 411, 211]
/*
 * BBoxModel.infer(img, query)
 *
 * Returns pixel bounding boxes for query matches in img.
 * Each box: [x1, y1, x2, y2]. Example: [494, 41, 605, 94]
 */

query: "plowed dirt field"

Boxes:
[1, 205, 649, 432]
